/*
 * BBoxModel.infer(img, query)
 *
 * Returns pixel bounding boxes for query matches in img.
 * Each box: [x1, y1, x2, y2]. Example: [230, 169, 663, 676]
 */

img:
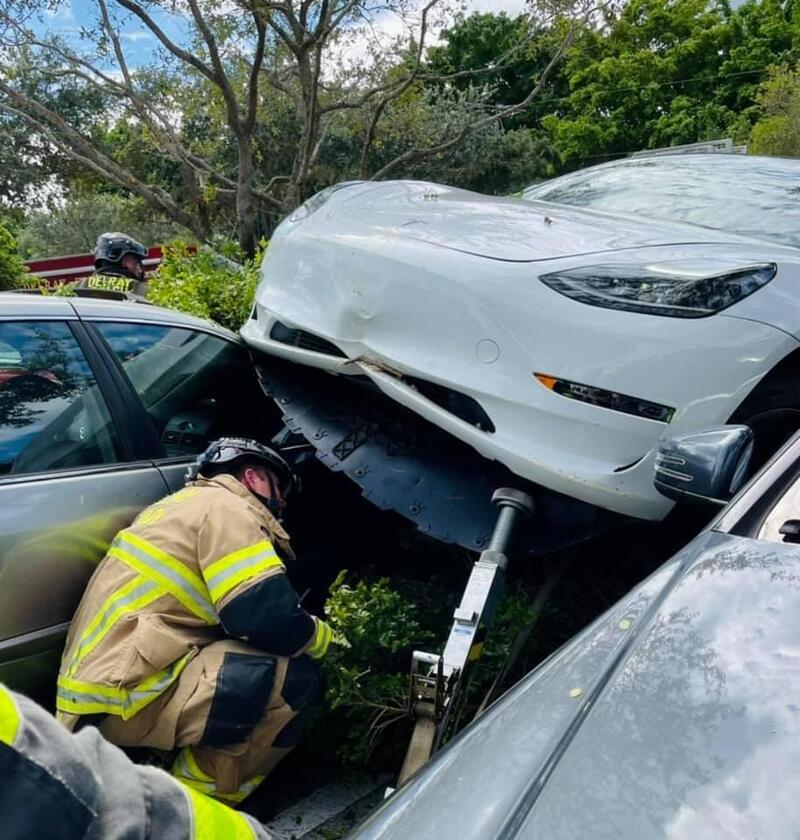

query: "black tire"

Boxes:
[729, 372, 800, 473]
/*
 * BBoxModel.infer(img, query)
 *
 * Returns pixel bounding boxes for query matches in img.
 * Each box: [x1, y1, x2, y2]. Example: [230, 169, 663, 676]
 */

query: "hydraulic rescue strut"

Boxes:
[397, 488, 534, 786]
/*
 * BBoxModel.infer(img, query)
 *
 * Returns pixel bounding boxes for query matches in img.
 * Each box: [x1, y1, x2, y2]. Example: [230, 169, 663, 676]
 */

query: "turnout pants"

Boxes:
[98, 640, 320, 803]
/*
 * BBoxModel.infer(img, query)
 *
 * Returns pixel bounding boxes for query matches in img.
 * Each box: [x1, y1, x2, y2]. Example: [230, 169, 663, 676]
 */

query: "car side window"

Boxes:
[0, 321, 122, 476]
[95, 321, 272, 458]
[756, 473, 800, 544]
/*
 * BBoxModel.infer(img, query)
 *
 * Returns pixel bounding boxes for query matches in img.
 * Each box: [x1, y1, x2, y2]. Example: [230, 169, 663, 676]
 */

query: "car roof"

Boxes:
[0, 292, 241, 342]
[558, 152, 800, 173]
[525, 152, 800, 192]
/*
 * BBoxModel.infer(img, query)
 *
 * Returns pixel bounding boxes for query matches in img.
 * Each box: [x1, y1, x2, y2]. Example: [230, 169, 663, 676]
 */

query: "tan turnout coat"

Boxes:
[57, 475, 330, 730]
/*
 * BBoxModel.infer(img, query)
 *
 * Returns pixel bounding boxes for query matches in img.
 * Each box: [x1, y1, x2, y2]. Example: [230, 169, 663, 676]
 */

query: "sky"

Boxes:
[40, 0, 531, 67]
[332, 0, 531, 69]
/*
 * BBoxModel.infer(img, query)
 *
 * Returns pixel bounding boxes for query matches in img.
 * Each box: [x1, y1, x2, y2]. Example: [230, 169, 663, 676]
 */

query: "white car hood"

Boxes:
[327, 181, 761, 262]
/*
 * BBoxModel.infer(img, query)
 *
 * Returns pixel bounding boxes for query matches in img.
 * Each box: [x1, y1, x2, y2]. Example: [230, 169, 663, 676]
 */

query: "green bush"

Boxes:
[0, 220, 27, 290]
[306, 569, 544, 771]
[146, 240, 265, 331]
[317, 571, 434, 767]
[37, 281, 76, 297]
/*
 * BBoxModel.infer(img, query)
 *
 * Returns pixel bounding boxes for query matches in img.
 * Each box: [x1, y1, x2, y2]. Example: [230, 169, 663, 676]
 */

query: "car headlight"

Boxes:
[287, 181, 363, 223]
[539, 261, 777, 318]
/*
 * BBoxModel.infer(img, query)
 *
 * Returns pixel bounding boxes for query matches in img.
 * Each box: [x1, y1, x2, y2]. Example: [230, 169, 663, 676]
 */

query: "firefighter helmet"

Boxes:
[190, 437, 296, 495]
[94, 232, 147, 269]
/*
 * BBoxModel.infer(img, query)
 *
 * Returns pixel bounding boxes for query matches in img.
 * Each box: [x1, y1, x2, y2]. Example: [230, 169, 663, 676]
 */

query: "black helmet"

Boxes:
[94, 232, 147, 268]
[189, 437, 296, 495]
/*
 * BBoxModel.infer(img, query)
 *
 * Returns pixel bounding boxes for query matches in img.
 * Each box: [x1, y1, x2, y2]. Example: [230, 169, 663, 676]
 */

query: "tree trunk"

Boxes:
[181, 162, 213, 242]
[236, 134, 258, 257]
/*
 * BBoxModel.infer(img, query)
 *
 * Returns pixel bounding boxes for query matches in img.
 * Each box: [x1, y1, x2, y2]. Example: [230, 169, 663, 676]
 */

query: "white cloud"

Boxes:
[467, 0, 528, 13]
[328, 0, 531, 77]
[121, 30, 155, 43]
[43, 1, 75, 24]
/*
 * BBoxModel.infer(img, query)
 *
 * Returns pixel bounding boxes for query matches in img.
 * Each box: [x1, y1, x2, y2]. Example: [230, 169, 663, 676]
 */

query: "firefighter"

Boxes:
[0, 684, 268, 838]
[76, 232, 149, 296]
[56, 437, 332, 805]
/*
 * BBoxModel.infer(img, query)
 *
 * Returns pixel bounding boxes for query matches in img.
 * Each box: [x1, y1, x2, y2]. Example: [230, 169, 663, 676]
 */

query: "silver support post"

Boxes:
[398, 488, 534, 786]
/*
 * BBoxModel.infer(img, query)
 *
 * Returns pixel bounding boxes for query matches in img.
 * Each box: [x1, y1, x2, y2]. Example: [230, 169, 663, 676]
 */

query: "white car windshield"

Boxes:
[523, 155, 800, 249]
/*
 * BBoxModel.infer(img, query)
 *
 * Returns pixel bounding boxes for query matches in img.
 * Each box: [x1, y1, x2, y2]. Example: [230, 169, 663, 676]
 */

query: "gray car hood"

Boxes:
[328, 181, 763, 262]
[352, 530, 800, 839]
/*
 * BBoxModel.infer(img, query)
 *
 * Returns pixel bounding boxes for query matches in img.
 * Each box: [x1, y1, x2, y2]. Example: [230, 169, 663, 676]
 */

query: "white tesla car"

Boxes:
[242, 163, 800, 545]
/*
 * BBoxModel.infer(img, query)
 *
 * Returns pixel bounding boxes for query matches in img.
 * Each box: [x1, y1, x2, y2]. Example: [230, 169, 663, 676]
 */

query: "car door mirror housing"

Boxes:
[654, 425, 754, 505]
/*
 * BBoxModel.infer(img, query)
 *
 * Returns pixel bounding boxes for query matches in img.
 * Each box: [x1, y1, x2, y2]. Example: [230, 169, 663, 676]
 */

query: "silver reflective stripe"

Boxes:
[115, 535, 217, 623]
[59, 659, 189, 717]
[235, 775, 265, 798]
[173, 750, 216, 793]
[125, 669, 181, 711]
[57, 686, 120, 708]
[204, 548, 280, 596]
[68, 578, 160, 672]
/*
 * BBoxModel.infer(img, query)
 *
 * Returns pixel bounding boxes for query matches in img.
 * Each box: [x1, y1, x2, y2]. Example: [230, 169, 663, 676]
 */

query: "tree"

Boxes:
[0, 217, 26, 289]
[0, 0, 589, 254]
[18, 193, 187, 258]
[426, 11, 571, 122]
[750, 63, 800, 156]
[541, 0, 800, 169]
[420, 11, 573, 191]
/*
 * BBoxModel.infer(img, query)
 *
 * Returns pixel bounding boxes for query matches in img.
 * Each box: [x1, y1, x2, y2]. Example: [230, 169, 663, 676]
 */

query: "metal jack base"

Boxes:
[398, 488, 534, 786]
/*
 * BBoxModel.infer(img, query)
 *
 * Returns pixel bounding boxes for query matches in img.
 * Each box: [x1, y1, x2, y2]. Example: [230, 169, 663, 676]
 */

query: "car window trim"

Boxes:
[0, 459, 162, 486]
[153, 454, 196, 466]
[67, 320, 140, 462]
[81, 321, 167, 460]
[79, 315, 241, 345]
[0, 313, 78, 321]
[0, 622, 71, 662]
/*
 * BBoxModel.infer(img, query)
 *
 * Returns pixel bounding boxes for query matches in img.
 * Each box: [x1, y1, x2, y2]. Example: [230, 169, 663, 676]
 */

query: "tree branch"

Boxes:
[112, 0, 217, 83]
[185, 0, 240, 126]
[358, 0, 440, 178]
[319, 7, 535, 116]
[369, 24, 577, 181]
[246, 10, 267, 132]
[0, 90, 205, 238]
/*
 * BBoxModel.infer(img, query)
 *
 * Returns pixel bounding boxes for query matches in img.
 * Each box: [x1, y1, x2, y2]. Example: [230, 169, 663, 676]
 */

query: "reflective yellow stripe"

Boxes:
[0, 686, 21, 746]
[66, 576, 163, 676]
[173, 746, 215, 791]
[204, 540, 283, 603]
[184, 785, 256, 839]
[119, 531, 213, 614]
[59, 675, 126, 699]
[110, 531, 217, 624]
[215, 774, 265, 804]
[57, 651, 193, 720]
[204, 540, 278, 580]
[173, 749, 265, 805]
[208, 558, 282, 603]
[307, 619, 332, 660]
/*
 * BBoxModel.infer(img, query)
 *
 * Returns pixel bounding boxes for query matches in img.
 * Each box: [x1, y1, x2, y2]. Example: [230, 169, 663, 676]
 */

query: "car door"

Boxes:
[86, 319, 283, 492]
[0, 309, 169, 700]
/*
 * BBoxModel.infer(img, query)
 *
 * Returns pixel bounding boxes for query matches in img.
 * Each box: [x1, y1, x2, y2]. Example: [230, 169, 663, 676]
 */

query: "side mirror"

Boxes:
[654, 425, 754, 505]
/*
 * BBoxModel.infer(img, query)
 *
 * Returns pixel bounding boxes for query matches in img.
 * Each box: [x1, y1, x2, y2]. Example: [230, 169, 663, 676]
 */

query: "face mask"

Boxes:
[252, 490, 284, 521]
